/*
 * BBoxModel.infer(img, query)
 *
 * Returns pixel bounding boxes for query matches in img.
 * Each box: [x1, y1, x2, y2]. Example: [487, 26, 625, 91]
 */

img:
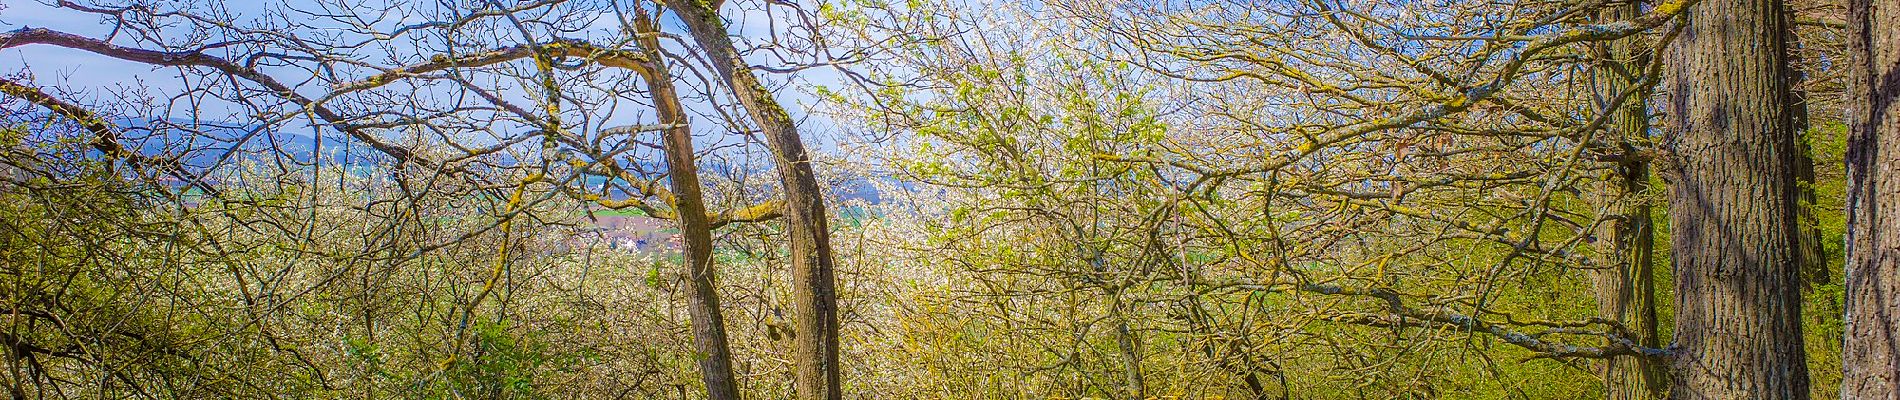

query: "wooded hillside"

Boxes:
[1, 0, 1895, 398]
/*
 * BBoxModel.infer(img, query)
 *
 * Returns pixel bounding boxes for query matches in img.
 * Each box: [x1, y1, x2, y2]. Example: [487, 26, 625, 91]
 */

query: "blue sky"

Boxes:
[0, 0, 855, 157]
[3, 1, 226, 109]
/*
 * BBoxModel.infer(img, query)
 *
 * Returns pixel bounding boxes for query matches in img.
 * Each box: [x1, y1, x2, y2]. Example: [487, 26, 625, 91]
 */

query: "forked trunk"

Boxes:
[662, 2, 844, 398]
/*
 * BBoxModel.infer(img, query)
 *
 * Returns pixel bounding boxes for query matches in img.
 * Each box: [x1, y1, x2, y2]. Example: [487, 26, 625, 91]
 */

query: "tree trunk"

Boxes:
[1107, 290, 1145, 399]
[1663, 0, 1811, 398]
[634, 13, 744, 400]
[1588, 2, 1666, 399]
[1842, 0, 1900, 396]
[661, 2, 843, 399]
[1786, 7, 1830, 292]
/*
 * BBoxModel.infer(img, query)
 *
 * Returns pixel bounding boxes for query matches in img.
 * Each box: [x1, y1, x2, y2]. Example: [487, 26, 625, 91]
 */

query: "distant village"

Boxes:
[584, 214, 682, 254]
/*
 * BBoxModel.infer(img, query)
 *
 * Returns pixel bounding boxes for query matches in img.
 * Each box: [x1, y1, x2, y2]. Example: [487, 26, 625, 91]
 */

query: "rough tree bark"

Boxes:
[1663, 0, 1811, 397]
[1843, 0, 1900, 396]
[1587, 2, 1665, 398]
[661, 1, 843, 399]
[631, 11, 743, 400]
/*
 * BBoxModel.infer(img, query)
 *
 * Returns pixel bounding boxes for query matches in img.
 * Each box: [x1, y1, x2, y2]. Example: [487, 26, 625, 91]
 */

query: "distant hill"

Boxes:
[106, 118, 894, 203]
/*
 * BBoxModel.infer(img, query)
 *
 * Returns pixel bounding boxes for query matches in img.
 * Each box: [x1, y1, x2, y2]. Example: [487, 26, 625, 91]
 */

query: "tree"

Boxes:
[1, 1, 815, 396]
[1587, 1, 1667, 397]
[821, 0, 1695, 397]
[1663, 0, 1812, 397]
[626, 4, 743, 398]
[1842, 0, 1900, 395]
[662, 1, 845, 398]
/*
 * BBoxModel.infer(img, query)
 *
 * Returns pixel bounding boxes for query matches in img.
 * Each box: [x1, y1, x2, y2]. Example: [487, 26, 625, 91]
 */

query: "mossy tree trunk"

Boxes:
[1587, 3, 1666, 398]
[631, 11, 744, 400]
[662, 1, 844, 399]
